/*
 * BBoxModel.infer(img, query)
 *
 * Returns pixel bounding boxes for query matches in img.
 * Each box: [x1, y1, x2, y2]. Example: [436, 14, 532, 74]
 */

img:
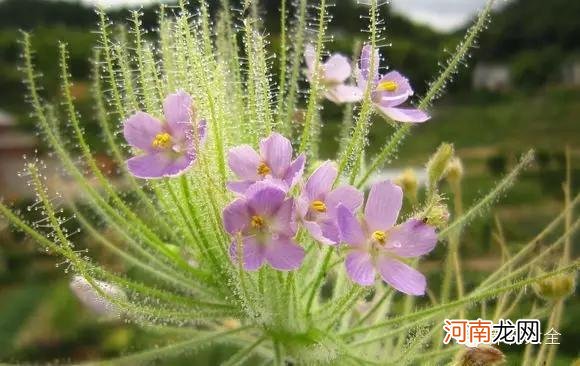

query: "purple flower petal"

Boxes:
[305, 161, 337, 201]
[163, 91, 193, 137]
[264, 236, 305, 271]
[269, 198, 297, 237]
[228, 145, 261, 181]
[123, 112, 163, 152]
[223, 199, 250, 235]
[126, 152, 194, 179]
[376, 105, 430, 123]
[227, 180, 255, 194]
[264, 178, 291, 191]
[345, 251, 376, 286]
[375, 92, 409, 108]
[184, 118, 207, 154]
[283, 153, 306, 190]
[304, 44, 316, 80]
[386, 219, 438, 258]
[322, 54, 351, 83]
[325, 84, 363, 104]
[325, 185, 364, 218]
[376, 256, 427, 295]
[70, 276, 126, 317]
[337, 204, 366, 246]
[358, 45, 380, 88]
[303, 219, 340, 245]
[365, 180, 403, 232]
[246, 181, 287, 216]
[194, 119, 208, 143]
[259, 133, 292, 177]
[229, 236, 266, 271]
[295, 195, 310, 219]
[376, 71, 413, 99]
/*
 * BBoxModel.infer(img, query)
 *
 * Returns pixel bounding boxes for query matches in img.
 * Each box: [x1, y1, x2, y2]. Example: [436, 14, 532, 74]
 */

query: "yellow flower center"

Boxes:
[311, 200, 327, 213]
[151, 132, 172, 149]
[372, 230, 386, 244]
[257, 162, 271, 176]
[251, 215, 265, 229]
[376, 80, 398, 92]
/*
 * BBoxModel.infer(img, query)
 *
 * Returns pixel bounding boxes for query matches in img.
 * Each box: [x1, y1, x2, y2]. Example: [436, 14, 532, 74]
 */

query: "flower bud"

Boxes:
[395, 168, 419, 202]
[533, 274, 576, 301]
[427, 143, 454, 187]
[454, 345, 505, 366]
[445, 157, 464, 185]
[424, 201, 450, 228]
[222, 318, 241, 329]
[70, 275, 127, 317]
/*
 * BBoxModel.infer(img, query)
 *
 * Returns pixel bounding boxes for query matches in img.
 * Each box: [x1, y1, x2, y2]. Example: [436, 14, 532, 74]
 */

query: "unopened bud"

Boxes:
[454, 345, 505, 366]
[424, 201, 450, 228]
[222, 318, 241, 329]
[292, 108, 306, 125]
[533, 274, 576, 301]
[427, 143, 454, 187]
[70, 275, 126, 317]
[395, 168, 419, 202]
[445, 157, 464, 184]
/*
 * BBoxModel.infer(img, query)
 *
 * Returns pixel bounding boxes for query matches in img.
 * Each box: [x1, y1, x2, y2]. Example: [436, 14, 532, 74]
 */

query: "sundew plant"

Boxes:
[1, 0, 578, 364]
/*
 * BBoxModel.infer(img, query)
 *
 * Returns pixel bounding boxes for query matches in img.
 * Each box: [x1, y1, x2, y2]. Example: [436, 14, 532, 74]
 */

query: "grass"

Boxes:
[319, 88, 580, 163]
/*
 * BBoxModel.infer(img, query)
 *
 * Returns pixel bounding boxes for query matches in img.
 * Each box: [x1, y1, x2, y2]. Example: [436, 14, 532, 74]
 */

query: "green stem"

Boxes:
[82, 327, 253, 366]
[439, 150, 534, 239]
[304, 248, 333, 318]
[222, 336, 266, 366]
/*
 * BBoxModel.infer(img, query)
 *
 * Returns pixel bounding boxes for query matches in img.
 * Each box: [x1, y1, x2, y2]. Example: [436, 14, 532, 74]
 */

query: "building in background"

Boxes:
[561, 57, 580, 86]
[0, 111, 37, 202]
[473, 63, 511, 91]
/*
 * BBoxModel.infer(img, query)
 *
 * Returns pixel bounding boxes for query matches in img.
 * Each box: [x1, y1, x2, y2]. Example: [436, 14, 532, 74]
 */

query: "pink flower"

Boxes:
[223, 181, 305, 271]
[337, 180, 437, 295]
[123, 91, 206, 179]
[304, 44, 363, 104]
[297, 161, 363, 245]
[357, 45, 430, 123]
[227, 133, 305, 194]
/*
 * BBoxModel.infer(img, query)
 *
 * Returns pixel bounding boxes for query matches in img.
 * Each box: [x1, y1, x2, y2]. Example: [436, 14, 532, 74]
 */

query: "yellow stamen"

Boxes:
[311, 200, 327, 213]
[372, 230, 386, 244]
[257, 162, 271, 176]
[376, 80, 398, 92]
[151, 132, 172, 149]
[251, 215, 265, 229]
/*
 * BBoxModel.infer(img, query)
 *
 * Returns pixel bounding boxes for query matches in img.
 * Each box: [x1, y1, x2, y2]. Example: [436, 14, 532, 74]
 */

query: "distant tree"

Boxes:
[474, 0, 580, 60]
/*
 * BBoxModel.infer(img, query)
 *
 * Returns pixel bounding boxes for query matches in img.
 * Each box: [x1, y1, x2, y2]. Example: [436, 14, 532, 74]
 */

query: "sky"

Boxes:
[390, 0, 498, 32]
[77, 0, 502, 33]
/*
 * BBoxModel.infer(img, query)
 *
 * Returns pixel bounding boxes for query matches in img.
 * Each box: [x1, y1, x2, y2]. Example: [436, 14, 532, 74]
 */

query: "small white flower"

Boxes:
[70, 275, 126, 318]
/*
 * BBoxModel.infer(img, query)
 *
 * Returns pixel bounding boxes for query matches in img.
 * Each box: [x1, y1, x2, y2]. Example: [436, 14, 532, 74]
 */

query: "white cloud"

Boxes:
[389, 0, 507, 32]
[79, 0, 168, 8]
[79, 0, 506, 32]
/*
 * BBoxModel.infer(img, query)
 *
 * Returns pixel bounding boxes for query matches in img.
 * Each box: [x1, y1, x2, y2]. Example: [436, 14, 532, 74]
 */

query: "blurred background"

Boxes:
[0, 0, 578, 364]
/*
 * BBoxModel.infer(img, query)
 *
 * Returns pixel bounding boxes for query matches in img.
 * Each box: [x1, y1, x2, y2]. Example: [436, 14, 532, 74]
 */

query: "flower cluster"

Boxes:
[121, 50, 436, 295]
[223, 133, 438, 295]
[122, 45, 428, 179]
[305, 44, 430, 123]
